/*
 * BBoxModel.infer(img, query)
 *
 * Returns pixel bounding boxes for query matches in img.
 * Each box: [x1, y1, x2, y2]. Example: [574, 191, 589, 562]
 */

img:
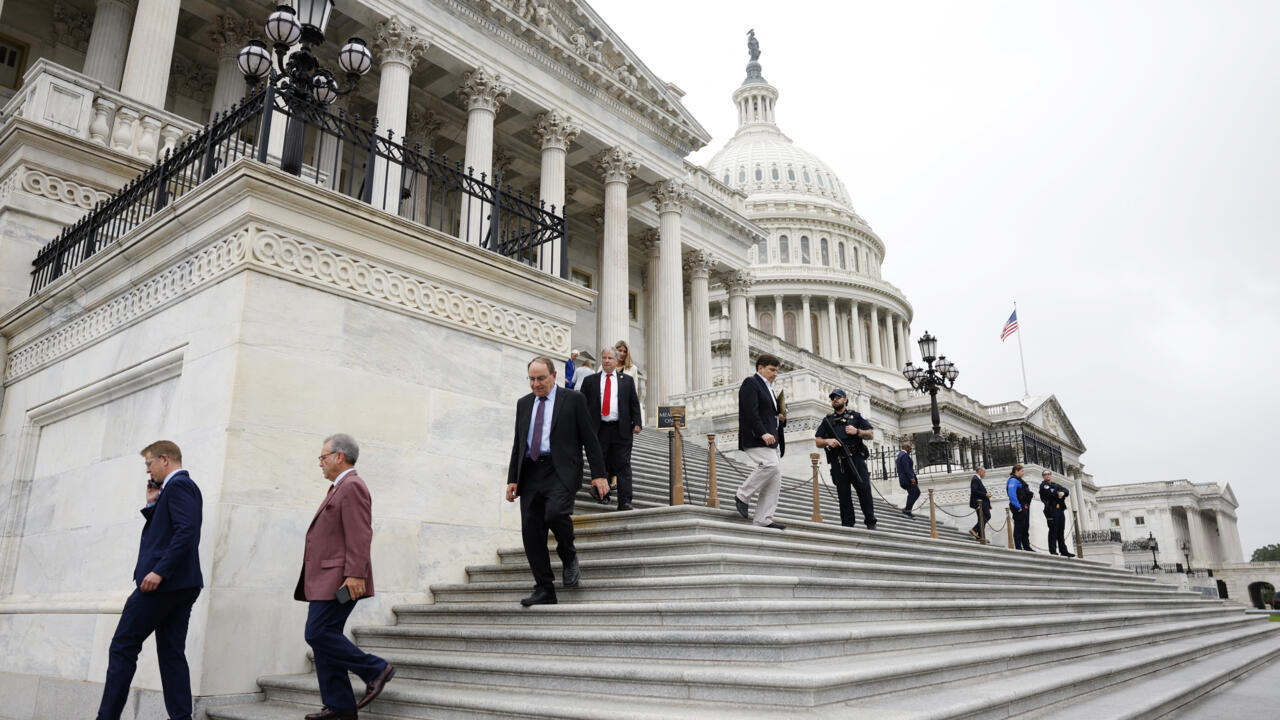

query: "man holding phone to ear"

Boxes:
[295, 433, 394, 720]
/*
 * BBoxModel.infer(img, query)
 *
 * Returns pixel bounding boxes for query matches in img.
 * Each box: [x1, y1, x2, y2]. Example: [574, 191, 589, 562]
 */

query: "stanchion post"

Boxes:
[809, 453, 823, 523]
[671, 420, 685, 506]
[977, 505, 986, 544]
[927, 488, 938, 539]
[705, 434, 719, 509]
[1005, 507, 1014, 549]
[1073, 511, 1083, 558]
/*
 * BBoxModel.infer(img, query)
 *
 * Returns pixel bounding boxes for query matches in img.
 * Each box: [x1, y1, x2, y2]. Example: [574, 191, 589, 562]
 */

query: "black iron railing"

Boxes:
[30, 81, 567, 295]
[1082, 529, 1122, 543]
[869, 428, 1066, 484]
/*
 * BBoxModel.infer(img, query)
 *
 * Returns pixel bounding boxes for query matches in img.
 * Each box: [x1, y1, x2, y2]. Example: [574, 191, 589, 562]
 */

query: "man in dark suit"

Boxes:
[578, 347, 643, 511]
[96, 441, 203, 720]
[734, 353, 786, 529]
[896, 441, 920, 518]
[1039, 469, 1075, 557]
[506, 356, 609, 606]
[295, 433, 395, 720]
[969, 466, 991, 542]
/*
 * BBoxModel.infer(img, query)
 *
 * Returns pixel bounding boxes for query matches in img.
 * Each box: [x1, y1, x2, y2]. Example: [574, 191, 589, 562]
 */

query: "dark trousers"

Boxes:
[1012, 506, 1032, 550]
[598, 421, 634, 508]
[902, 482, 920, 512]
[96, 587, 200, 720]
[831, 456, 876, 528]
[1046, 511, 1070, 554]
[305, 599, 387, 713]
[971, 502, 992, 537]
[519, 457, 577, 591]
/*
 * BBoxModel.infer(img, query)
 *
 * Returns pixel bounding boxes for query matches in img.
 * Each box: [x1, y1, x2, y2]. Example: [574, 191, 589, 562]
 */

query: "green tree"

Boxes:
[1251, 544, 1280, 562]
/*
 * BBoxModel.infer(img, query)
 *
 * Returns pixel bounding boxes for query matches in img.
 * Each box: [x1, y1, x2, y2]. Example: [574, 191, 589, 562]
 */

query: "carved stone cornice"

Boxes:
[457, 67, 511, 113]
[374, 16, 430, 69]
[682, 250, 715, 279]
[208, 15, 257, 58]
[650, 180, 690, 215]
[596, 147, 637, 184]
[531, 110, 580, 152]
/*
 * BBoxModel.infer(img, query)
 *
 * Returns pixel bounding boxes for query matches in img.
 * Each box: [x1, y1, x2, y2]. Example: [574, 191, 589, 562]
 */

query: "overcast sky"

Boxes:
[593, 0, 1280, 556]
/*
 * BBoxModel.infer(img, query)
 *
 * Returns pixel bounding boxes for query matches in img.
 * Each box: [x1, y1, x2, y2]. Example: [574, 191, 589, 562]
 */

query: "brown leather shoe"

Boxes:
[356, 663, 396, 709]
[305, 708, 356, 720]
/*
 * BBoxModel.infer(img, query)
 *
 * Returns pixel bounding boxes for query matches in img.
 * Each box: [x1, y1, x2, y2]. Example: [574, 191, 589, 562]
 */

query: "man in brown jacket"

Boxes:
[295, 433, 395, 720]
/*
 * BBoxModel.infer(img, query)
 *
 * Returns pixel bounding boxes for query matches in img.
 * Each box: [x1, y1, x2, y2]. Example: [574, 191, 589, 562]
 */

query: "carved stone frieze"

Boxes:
[650, 179, 690, 214]
[6, 166, 111, 209]
[531, 110, 580, 152]
[374, 16, 430, 69]
[595, 147, 637, 184]
[457, 67, 511, 113]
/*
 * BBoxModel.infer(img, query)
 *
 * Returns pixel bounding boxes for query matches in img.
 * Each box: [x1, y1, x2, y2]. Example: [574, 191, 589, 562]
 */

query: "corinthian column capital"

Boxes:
[375, 16, 430, 69]
[639, 228, 661, 256]
[596, 146, 638, 184]
[723, 269, 754, 296]
[650, 179, 690, 214]
[208, 15, 256, 57]
[682, 250, 715, 279]
[458, 66, 511, 113]
[532, 109, 581, 152]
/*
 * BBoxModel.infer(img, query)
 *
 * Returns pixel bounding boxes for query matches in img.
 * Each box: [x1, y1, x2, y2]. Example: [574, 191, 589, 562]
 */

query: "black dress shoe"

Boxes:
[1063, 552, 1076, 558]
[902, 510, 916, 519]
[734, 496, 749, 518]
[617, 503, 634, 511]
[521, 587, 558, 606]
[306, 708, 357, 720]
[765, 522, 786, 530]
[563, 557, 580, 587]
[356, 663, 396, 709]
[865, 523, 877, 530]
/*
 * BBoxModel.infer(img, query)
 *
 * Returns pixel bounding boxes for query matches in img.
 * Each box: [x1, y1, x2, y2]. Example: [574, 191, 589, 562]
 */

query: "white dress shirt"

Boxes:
[598, 370, 620, 422]
[332, 467, 355, 489]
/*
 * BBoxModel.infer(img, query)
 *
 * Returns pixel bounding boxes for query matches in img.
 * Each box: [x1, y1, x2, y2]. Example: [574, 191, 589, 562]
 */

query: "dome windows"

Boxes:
[838, 242, 847, 269]
[754, 166, 763, 181]
[816, 173, 825, 188]
[787, 168, 796, 182]
[756, 236, 768, 262]
[803, 169, 811, 183]
[738, 168, 746, 183]
[770, 166, 779, 181]
[820, 238, 829, 266]
[723, 172, 730, 185]
[800, 236, 810, 264]
[779, 235, 790, 263]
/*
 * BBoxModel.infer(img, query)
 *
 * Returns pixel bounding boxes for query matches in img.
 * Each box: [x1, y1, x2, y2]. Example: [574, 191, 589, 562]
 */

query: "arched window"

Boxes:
[816, 173, 825, 187]
[838, 242, 847, 269]
[810, 314, 822, 355]
[756, 236, 768, 262]
[803, 169, 811, 183]
[723, 172, 730, 185]
[853, 246, 860, 272]
[783, 312, 797, 344]
[754, 166, 763, 181]
[738, 168, 746, 183]
[787, 168, 796, 181]
[779, 235, 790, 263]
[820, 238, 829, 266]
[759, 312, 774, 335]
[800, 236, 810, 264]
[771, 166, 779, 180]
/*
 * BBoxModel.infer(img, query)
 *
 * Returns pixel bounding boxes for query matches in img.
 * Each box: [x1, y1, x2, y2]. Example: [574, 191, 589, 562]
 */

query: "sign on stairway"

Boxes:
[658, 405, 686, 429]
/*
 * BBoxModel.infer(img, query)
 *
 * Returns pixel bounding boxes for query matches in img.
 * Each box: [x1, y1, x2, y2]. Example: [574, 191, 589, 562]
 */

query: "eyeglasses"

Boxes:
[318, 452, 338, 462]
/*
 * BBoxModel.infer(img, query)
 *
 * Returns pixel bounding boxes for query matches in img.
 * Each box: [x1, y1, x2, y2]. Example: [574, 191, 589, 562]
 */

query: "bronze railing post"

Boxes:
[928, 488, 938, 539]
[670, 420, 685, 506]
[1006, 507, 1014, 549]
[1073, 511, 1084, 558]
[810, 453, 823, 523]
[706, 434, 719, 508]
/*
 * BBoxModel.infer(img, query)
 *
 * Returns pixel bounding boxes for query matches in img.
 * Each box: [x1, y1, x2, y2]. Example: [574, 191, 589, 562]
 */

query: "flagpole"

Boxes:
[1014, 301, 1030, 398]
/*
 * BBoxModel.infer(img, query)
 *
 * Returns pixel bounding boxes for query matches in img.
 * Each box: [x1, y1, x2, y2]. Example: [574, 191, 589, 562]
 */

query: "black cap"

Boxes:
[829, 389, 847, 399]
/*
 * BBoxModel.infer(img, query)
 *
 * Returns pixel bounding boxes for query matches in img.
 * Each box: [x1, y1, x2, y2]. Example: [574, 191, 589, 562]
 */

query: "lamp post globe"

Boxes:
[902, 331, 959, 466]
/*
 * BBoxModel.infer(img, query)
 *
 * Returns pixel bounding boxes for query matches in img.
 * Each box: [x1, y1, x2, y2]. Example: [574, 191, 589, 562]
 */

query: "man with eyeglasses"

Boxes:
[506, 356, 608, 606]
[295, 434, 395, 720]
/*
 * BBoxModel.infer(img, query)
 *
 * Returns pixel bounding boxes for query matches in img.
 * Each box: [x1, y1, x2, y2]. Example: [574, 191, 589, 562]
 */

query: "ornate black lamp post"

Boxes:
[1179, 539, 1192, 573]
[902, 331, 959, 465]
[1148, 531, 1160, 570]
[237, 1, 374, 175]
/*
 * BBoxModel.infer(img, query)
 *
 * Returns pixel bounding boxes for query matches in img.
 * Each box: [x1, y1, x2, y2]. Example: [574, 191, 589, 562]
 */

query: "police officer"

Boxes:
[1039, 469, 1075, 557]
[1007, 464, 1034, 552]
[814, 389, 877, 530]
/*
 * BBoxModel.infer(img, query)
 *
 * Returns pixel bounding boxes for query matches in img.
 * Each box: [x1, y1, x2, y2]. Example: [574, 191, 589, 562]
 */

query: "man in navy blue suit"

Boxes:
[96, 440, 203, 720]
[896, 440, 920, 519]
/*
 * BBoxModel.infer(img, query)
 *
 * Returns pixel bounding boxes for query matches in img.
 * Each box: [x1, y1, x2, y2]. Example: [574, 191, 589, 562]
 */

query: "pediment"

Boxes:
[1027, 395, 1086, 450]
[474, 0, 712, 151]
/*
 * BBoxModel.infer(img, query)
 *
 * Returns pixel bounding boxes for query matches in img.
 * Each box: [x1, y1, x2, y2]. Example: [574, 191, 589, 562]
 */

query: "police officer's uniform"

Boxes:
[814, 389, 877, 529]
[1039, 478, 1074, 556]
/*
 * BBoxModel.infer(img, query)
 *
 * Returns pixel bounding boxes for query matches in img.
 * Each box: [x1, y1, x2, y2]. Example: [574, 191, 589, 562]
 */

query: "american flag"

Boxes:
[1001, 310, 1019, 341]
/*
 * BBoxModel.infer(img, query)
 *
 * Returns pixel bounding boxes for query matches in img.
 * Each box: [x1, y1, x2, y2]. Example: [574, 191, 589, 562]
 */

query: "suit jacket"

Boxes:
[134, 470, 203, 591]
[578, 370, 643, 435]
[895, 450, 916, 488]
[737, 374, 779, 451]
[507, 387, 607, 492]
[295, 472, 374, 602]
[969, 474, 991, 510]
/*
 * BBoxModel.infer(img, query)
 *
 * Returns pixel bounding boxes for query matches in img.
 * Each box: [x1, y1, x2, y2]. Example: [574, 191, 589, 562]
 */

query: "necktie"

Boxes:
[530, 396, 547, 460]
[602, 373, 612, 417]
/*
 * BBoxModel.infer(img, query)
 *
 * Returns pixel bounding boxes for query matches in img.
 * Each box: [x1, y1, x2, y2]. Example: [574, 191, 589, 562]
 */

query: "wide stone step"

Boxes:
[350, 607, 1238, 662]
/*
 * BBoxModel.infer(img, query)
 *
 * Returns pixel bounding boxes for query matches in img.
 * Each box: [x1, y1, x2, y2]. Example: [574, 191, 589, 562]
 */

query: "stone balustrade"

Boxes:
[1, 59, 201, 165]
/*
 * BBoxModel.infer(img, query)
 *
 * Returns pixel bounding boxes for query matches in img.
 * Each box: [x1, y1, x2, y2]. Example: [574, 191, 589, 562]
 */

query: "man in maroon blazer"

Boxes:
[295, 433, 395, 720]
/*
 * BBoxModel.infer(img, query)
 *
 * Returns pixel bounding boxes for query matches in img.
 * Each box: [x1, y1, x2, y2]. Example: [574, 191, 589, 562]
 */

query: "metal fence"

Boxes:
[30, 82, 567, 294]
[870, 428, 1066, 484]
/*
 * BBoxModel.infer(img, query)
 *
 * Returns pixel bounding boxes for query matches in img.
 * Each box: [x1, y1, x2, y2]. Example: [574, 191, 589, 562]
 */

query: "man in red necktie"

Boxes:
[578, 347, 644, 511]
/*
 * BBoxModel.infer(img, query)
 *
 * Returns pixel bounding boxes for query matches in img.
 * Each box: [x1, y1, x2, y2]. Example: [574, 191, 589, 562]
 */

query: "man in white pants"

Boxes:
[734, 353, 786, 529]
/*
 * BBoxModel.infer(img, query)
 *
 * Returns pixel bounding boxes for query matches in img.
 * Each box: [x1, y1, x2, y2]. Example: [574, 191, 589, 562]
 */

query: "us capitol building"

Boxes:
[0, 0, 1251, 715]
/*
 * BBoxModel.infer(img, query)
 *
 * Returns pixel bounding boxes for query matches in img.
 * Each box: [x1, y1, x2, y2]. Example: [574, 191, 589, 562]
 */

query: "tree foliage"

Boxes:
[1251, 543, 1280, 562]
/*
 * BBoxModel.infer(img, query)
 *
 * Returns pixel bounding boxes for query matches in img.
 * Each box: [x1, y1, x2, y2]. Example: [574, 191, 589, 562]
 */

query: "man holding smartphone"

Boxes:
[295, 434, 394, 720]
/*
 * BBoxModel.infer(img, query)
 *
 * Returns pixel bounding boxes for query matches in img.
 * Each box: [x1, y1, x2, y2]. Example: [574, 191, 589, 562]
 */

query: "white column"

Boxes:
[373, 18, 428, 214]
[748, 297, 757, 327]
[774, 295, 783, 339]
[869, 305, 882, 367]
[799, 294, 813, 352]
[640, 230, 661, 422]
[458, 67, 511, 244]
[83, 0, 134, 90]
[1184, 508, 1206, 567]
[727, 271, 753, 380]
[685, 251, 714, 391]
[651, 179, 690, 405]
[897, 319, 910, 368]
[119, 0, 180, 108]
[595, 148, 637, 354]
[532, 110, 580, 275]
[826, 297, 839, 361]
[207, 16, 255, 115]
[850, 302, 864, 363]
[885, 314, 899, 372]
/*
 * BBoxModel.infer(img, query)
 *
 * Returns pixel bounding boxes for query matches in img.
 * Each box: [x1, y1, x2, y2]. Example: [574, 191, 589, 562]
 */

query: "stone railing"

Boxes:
[685, 162, 748, 214]
[1, 59, 201, 165]
[674, 367, 841, 423]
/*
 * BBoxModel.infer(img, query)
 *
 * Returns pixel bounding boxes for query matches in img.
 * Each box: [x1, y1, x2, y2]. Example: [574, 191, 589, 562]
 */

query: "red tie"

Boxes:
[602, 373, 612, 417]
